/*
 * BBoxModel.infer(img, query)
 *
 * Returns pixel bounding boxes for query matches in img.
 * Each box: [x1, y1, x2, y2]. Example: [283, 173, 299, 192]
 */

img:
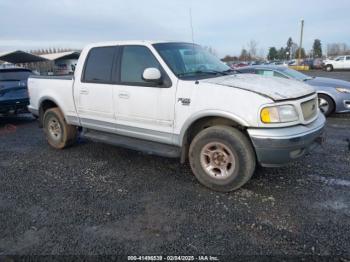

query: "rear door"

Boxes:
[73, 46, 117, 129]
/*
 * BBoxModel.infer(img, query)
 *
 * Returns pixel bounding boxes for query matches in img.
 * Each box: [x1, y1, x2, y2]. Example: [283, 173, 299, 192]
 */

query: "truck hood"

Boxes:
[202, 74, 315, 101]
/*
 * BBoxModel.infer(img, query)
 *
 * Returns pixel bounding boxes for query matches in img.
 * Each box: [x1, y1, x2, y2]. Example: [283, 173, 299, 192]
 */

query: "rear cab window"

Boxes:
[82, 46, 116, 83]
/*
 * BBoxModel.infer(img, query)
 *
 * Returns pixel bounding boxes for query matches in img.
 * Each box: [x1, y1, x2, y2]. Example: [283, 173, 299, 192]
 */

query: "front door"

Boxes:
[112, 45, 176, 143]
[333, 56, 345, 69]
[345, 56, 350, 69]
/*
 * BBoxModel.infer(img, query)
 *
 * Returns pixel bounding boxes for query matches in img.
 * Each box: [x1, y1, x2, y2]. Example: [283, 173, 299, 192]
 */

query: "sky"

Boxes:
[0, 0, 349, 57]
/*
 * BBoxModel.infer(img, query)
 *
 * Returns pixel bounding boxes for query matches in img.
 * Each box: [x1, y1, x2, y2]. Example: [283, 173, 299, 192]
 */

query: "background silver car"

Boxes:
[238, 66, 350, 116]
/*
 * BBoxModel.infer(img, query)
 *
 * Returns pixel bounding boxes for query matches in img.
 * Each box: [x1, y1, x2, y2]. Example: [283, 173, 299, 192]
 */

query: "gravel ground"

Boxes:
[0, 71, 350, 258]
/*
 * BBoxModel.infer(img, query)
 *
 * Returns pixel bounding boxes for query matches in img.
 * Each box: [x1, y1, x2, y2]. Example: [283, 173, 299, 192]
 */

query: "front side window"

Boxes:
[83, 46, 115, 83]
[120, 46, 161, 84]
[346, 56, 350, 60]
[153, 43, 230, 79]
[273, 71, 288, 79]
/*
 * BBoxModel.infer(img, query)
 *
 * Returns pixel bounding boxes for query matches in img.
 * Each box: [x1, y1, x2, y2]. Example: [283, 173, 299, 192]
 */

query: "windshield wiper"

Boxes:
[177, 70, 231, 77]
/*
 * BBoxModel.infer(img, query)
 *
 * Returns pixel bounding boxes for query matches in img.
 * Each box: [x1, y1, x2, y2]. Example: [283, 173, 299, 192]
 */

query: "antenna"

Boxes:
[189, 8, 197, 73]
[189, 8, 195, 44]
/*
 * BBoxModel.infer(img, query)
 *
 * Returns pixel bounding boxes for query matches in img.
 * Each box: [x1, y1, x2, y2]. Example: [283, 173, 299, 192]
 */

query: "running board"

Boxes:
[81, 129, 181, 158]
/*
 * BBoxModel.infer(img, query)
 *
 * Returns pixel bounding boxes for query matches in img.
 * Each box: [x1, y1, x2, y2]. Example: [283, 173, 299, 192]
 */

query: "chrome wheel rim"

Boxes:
[318, 97, 329, 114]
[47, 117, 62, 141]
[200, 142, 235, 180]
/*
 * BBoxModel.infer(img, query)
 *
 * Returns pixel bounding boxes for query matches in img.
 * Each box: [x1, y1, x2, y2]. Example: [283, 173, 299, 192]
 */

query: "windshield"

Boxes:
[153, 42, 230, 79]
[0, 70, 32, 81]
[281, 68, 312, 81]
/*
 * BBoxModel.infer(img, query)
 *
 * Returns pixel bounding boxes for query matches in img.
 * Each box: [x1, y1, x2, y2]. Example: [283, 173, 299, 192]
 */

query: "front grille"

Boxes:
[301, 98, 318, 121]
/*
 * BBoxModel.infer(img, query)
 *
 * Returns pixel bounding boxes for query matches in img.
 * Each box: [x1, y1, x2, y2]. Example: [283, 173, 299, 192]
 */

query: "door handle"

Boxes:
[80, 89, 89, 95]
[118, 92, 130, 99]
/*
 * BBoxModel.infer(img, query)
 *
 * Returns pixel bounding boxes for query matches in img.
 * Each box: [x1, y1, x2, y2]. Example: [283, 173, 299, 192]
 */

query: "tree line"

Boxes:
[222, 38, 350, 62]
[266, 38, 322, 60]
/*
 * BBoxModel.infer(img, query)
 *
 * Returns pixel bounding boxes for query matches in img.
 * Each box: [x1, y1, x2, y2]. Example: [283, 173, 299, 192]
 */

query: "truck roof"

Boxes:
[84, 40, 189, 48]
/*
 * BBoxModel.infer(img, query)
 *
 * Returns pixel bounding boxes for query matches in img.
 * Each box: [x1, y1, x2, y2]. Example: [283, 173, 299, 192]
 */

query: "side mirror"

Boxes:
[142, 68, 162, 83]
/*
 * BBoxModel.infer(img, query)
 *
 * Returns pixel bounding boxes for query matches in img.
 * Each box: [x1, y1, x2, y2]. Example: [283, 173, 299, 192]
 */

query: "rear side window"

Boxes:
[346, 56, 350, 60]
[256, 70, 273, 77]
[83, 46, 116, 83]
[120, 46, 161, 85]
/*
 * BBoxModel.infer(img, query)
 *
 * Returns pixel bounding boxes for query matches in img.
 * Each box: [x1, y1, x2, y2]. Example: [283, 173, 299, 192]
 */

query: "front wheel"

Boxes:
[189, 126, 256, 192]
[43, 107, 77, 149]
[325, 64, 333, 72]
[318, 94, 335, 116]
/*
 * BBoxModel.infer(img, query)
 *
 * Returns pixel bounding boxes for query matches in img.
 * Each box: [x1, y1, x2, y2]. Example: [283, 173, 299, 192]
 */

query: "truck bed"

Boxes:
[27, 75, 78, 122]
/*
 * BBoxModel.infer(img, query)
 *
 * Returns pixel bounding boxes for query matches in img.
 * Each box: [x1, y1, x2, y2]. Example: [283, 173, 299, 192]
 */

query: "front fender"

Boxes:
[177, 110, 250, 145]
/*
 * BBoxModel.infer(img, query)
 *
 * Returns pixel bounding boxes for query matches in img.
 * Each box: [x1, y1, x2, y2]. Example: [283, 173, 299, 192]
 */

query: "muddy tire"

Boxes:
[43, 107, 77, 149]
[189, 126, 256, 192]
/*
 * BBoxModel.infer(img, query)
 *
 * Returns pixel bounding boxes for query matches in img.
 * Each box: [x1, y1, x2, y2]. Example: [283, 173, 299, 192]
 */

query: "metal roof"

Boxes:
[40, 51, 81, 61]
[0, 50, 48, 63]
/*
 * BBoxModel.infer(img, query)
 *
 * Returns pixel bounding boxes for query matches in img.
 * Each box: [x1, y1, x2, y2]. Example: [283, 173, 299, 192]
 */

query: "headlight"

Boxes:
[261, 105, 299, 123]
[336, 87, 350, 94]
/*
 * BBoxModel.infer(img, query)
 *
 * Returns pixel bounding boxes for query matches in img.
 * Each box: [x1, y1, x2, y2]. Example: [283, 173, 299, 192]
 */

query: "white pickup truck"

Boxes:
[28, 41, 325, 192]
[323, 55, 350, 71]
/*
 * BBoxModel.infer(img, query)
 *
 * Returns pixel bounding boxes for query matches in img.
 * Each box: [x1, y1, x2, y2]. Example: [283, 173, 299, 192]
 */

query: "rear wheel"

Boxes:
[189, 126, 256, 192]
[318, 94, 335, 116]
[43, 107, 77, 149]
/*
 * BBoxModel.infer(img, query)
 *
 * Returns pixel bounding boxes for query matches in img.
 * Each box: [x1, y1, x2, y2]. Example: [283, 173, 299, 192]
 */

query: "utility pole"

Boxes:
[298, 19, 304, 65]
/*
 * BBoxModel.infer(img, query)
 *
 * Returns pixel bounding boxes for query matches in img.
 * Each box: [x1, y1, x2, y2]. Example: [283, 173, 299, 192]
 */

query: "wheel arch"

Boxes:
[325, 64, 334, 71]
[178, 111, 250, 163]
[38, 96, 64, 127]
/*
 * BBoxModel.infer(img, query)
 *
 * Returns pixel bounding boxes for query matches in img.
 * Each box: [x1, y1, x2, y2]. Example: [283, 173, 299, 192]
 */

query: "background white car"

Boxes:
[323, 55, 350, 71]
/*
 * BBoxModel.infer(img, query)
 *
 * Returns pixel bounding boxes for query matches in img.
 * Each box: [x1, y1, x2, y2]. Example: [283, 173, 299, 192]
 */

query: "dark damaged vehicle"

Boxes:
[0, 68, 32, 115]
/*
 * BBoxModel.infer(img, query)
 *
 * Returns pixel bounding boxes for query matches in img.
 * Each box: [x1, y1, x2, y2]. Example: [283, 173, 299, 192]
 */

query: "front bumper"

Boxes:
[248, 114, 326, 167]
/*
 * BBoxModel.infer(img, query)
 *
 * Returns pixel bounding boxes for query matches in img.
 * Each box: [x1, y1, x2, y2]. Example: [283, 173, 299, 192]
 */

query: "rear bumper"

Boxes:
[248, 113, 326, 167]
[27, 105, 39, 116]
[0, 98, 29, 114]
